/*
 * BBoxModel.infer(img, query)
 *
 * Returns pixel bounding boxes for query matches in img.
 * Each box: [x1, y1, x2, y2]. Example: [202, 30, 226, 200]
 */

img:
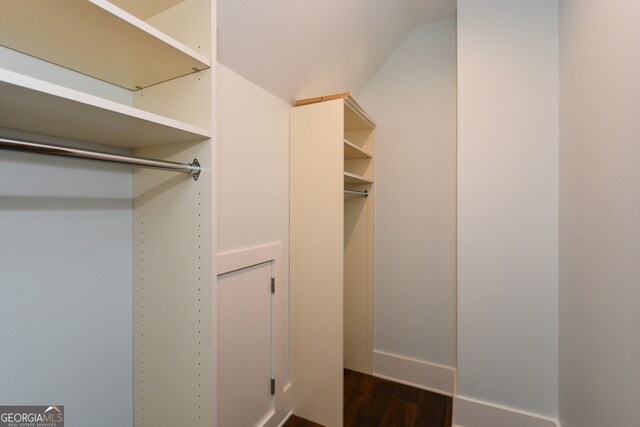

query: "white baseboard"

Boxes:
[372, 350, 456, 396]
[453, 396, 559, 427]
[275, 412, 293, 427]
[371, 351, 561, 427]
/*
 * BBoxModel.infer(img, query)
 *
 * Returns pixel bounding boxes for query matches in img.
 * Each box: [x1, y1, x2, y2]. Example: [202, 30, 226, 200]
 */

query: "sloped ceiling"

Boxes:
[217, 0, 456, 103]
[408, 0, 457, 26]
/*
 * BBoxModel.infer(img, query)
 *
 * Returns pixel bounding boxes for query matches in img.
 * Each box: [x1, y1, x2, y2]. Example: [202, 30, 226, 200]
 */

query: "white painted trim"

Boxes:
[217, 242, 283, 275]
[453, 396, 558, 427]
[373, 350, 456, 396]
[456, 423, 561, 427]
[276, 412, 293, 427]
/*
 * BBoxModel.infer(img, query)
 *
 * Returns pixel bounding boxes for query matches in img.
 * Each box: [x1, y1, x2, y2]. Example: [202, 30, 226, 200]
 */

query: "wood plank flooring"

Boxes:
[284, 369, 452, 427]
[284, 415, 325, 427]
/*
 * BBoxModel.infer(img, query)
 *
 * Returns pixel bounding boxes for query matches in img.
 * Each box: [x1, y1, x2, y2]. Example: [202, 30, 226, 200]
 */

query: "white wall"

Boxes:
[457, 0, 559, 418]
[0, 45, 132, 104]
[216, 62, 291, 416]
[0, 132, 133, 426]
[217, 63, 290, 254]
[0, 48, 134, 426]
[559, 1, 640, 426]
[358, 18, 457, 368]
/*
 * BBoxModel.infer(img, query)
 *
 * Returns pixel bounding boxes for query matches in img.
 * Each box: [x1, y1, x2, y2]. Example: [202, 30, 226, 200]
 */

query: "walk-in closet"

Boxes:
[2, 1, 639, 427]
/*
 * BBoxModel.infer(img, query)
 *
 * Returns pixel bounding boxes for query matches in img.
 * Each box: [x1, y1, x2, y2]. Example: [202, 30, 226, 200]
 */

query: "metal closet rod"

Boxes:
[0, 137, 201, 181]
[344, 189, 369, 197]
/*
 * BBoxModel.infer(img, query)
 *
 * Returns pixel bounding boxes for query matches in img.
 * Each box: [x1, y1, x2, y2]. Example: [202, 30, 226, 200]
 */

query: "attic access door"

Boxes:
[217, 261, 275, 427]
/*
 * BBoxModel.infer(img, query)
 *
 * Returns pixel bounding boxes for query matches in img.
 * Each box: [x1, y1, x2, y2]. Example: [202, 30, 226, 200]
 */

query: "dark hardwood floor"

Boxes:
[284, 369, 452, 427]
[284, 415, 325, 427]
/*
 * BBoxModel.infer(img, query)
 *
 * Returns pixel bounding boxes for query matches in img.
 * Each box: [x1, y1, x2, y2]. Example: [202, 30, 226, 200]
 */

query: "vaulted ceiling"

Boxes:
[217, 0, 456, 103]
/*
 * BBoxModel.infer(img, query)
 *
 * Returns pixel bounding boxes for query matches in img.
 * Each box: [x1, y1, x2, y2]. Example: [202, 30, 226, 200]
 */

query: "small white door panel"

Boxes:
[218, 261, 274, 427]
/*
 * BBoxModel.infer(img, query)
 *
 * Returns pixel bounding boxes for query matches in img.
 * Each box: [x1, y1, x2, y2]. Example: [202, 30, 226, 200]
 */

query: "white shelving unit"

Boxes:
[0, 69, 210, 149]
[0, 0, 210, 90]
[0, 1, 216, 427]
[291, 93, 375, 427]
[341, 96, 375, 382]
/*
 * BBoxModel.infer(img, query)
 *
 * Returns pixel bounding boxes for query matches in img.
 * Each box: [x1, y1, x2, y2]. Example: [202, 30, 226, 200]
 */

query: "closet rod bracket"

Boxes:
[191, 158, 201, 181]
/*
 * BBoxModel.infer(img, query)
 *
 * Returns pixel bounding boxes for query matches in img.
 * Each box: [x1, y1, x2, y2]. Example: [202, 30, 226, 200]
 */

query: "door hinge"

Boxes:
[271, 277, 275, 294]
[271, 378, 275, 395]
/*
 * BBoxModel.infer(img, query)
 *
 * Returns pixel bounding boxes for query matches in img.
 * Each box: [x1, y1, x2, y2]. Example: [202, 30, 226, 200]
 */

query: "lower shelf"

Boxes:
[344, 171, 374, 185]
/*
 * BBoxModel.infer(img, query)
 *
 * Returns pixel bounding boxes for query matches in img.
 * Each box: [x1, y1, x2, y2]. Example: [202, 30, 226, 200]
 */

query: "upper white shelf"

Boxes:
[344, 138, 372, 160]
[344, 96, 375, 131]
[0, 69, 211, 149]
[295, 92, 375, 131]
[109, 0, 184, 20]
[0, 0, 210, 90]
